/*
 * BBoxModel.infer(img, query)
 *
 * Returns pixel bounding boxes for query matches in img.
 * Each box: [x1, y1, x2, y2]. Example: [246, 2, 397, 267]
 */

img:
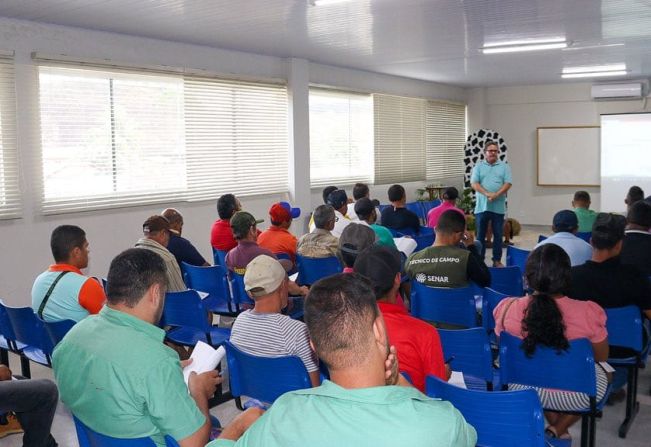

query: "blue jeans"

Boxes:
[475, 211, 505, 262]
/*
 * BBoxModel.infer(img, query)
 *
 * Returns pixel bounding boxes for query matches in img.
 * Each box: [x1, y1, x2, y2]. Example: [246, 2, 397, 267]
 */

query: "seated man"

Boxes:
[308, 185, 338, 231]
[209, 273, 477, 446]
[625, 185, 644, 214]
[230, 255, 319, 387]
[380, 184, 420, 234]
[427, 187, 464, 229]
[534, 210, 592, 266]
[53, 248, 224, 446]
[257, 202, 300, 265]
[135, 215, 186, 292]
[354, 198, 396, 249]
[620, 201, 651, 276]
[32, 225, 105, 322]
[337, 223, 376, 273]
[211, 194, 242, 252]
[572, 190, 597, 233]
[405, 210, 490, 288]
[297, 205, 339, 258]
[354, 245, 448, 392]
[346, 183, 381, 224]
[162, 208, 209, 267]
[310, 189, 351, 238]
[0, 364, 58, 446]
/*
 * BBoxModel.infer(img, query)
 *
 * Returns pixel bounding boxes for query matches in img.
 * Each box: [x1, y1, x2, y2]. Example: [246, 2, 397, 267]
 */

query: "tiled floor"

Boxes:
[3, 225, 650, 446]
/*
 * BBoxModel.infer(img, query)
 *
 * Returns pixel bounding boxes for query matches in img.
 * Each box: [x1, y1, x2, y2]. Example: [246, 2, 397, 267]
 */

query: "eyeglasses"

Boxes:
[486, 150, 498, 153]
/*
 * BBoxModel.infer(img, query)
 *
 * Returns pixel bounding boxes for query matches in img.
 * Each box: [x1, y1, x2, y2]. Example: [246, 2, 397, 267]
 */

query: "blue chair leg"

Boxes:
[20, 356, 30, 378]
[619, 366, 639, 438]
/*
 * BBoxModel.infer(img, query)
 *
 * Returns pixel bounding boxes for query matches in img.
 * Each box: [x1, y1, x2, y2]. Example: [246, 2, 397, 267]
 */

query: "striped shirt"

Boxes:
[230, 310, 318, 372]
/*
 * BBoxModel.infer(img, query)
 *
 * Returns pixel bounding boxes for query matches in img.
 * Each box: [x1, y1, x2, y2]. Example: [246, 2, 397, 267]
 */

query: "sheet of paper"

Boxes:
[394, 237, 417, 257]
[449, 371, 467, 389]
[289, 272, 299, 282]
[196, 290, 209, 300]
[183, 341, 226, 384]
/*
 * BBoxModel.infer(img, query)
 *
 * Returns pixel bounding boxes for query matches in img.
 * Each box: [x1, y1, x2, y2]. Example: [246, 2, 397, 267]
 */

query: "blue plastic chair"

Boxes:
[438, 328, 495, 390]
[73, 415, 179, 446]
[410, 282, 478, 328]
[181, 262, 236, 316]
[3, 306, 53, 373]
[505, 245, 529, 274]
[224, 340, 311, 410]
[295, 255, 342, 286]
[499, 332, 608, 447]
[488, 266, 523, 297]
[576, 232, 592, 243]
[229, 273, 255, 311]
[162, 290, 231, 348]
[605, 306, 647, 438]
[42, 318, 76, 349]
[481, 287, 510, 333]
[405, 201, 426, 223]
[212, 248, 228, 272]
[426, 376, 546, 447]
[420, 200, 441, 218]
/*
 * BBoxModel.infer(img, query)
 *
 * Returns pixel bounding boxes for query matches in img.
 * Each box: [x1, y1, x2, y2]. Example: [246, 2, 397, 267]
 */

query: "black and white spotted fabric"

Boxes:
[463, 129, 508, 189]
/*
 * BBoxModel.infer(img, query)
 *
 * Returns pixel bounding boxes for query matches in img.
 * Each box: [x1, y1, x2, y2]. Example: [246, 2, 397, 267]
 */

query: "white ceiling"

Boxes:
[0, 0, 650, 87]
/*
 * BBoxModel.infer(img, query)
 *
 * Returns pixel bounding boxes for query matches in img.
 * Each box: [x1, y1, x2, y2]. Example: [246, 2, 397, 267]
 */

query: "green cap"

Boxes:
[231, 211, 263, 239]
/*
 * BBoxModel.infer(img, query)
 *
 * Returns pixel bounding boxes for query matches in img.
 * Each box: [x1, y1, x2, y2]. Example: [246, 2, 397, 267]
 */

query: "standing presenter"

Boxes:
[471, 141, 512, 267]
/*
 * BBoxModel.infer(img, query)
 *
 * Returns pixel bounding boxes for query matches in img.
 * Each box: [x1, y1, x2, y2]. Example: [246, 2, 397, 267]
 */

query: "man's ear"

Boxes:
[372, 315, 388, 351]
[148, 282, 162, 307]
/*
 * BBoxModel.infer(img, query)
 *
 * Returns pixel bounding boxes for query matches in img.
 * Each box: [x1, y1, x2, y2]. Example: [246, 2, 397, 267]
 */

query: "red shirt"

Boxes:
[211, 219, 237, 252]
[378, 301, 446, 392]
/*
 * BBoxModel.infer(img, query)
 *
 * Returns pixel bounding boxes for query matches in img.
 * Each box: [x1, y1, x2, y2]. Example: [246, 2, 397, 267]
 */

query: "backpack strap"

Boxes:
[37, 271, 71, 319]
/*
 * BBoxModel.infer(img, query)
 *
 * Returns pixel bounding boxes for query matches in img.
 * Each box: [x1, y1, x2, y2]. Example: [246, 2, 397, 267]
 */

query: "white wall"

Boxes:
[476, 82, 651, 225]
[0, 18, 467, 305]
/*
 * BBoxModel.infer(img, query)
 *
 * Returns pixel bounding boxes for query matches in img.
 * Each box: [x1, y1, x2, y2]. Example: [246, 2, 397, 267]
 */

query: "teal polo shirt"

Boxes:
[470, 160, 512, 215]
[52, 306, 205, 446]
[209, 380, 476, 447]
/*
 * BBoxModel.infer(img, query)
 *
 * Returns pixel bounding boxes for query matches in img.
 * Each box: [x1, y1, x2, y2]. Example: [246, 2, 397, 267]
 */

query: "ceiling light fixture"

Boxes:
[481, 37, 568, 54]
[561, 63, 627, 78]
[310, 0, 350, 5]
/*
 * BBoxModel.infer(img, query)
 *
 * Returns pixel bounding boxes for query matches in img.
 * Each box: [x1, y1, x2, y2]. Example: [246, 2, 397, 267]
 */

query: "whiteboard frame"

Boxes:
[536, 125, 600, 187]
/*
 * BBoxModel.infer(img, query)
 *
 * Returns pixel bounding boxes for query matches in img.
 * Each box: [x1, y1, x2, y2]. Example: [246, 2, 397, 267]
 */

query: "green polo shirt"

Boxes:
[574, 207, 597, 233]
[208, 380, 476, 447]
[52, 306, 205, 446]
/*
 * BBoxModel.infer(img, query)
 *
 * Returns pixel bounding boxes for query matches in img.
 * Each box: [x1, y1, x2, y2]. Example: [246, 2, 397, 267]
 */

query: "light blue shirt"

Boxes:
[471, 160, 512, 214]
[535, 232, 592, 266]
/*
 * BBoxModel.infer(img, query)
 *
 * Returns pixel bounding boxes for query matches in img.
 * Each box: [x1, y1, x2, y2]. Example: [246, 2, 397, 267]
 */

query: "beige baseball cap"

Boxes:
[244, 255, 286, 298]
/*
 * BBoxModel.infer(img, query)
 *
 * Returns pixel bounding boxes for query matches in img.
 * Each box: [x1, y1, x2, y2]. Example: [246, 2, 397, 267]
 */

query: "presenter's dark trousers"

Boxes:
[475, 211, 505, 262]
[0, 379, 59, 446]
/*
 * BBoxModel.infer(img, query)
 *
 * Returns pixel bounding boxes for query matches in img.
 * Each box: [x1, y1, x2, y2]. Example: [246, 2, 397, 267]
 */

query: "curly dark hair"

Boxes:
[521, 244, 570, 357]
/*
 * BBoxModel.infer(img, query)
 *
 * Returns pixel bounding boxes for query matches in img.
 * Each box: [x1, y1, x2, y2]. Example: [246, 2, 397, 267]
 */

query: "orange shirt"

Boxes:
[257, 226, 298, 262]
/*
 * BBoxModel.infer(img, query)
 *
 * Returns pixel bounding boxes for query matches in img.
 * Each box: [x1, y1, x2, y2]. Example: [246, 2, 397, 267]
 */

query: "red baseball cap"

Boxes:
[269, 202, 300, 223]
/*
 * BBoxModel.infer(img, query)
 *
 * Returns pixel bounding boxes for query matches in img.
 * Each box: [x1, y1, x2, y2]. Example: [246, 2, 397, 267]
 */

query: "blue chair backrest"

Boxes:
[410, 282, 478, 327]
[296, 255, 342, 286]
[537, 235, 547, 243]
[505, 246, 530, 273]
[488, 266, 523, 297]
[426, 377, 545, 447]
[73, 415, 179, 446]
[212, 248, 228, 269]
[405, 202, 425, 222]
[0, 300, 18, 347]
[162, 290, 210, 332]
[230, 273, 255, 307]
[3, 305, 53, 354]
[420, 200, 441, 216]
[499, 332, 596, 396]
[412, 227, 436, 251]
[224, 340, 311, 404]
[576, 231, 591, 243]
[438, 328, 494, 385]
[42, 319, 76, 348]
[181, 263, 232, 310]
[481, 287, 509, 332]
[605, 306, 643, 352]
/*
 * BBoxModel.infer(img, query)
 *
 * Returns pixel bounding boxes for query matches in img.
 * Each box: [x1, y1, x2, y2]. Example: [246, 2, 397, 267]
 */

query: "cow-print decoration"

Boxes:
[463, 129, 508, 190]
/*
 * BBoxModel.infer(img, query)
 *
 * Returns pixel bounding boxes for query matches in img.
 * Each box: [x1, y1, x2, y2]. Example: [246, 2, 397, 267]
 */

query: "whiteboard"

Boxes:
[537, 126, 600, 186]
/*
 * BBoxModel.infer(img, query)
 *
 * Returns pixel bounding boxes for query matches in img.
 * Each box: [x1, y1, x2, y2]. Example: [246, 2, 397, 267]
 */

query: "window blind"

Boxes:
[373, 94, 426, 184]
[309, 89, 373, 187]
[37, 65, 288, 214]
[0, 56, 20, 219]
[426, 101, 466, 179]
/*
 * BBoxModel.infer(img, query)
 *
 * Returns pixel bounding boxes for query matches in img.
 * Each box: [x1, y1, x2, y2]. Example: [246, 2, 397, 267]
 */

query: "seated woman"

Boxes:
[493, 244, 609, 441]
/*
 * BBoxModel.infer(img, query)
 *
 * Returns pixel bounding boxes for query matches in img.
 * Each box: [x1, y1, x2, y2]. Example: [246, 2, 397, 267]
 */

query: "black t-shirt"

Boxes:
[381, 207, 420, 233]
[569, 256, 651, 310]
[620, 231, 651, 276]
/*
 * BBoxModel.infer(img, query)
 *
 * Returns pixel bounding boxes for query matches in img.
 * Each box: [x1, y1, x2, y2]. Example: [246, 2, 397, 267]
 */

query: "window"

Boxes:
[426, 101, 466, 179]
[38, 65, 288, 214]
[309, 89, 373, 186]
[373, 94, 426, 184]
[0, 56, 20, 219]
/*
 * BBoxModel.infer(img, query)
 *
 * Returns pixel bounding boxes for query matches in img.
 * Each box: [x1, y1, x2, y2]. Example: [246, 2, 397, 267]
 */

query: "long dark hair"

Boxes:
[521, 244, 571, 357]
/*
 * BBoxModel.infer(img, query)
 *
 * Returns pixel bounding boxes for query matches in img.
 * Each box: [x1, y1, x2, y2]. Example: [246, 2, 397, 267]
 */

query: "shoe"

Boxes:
[606, 388, 626, 406]
[492, 261, 504, 268]
[0, 413, 23, 439]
